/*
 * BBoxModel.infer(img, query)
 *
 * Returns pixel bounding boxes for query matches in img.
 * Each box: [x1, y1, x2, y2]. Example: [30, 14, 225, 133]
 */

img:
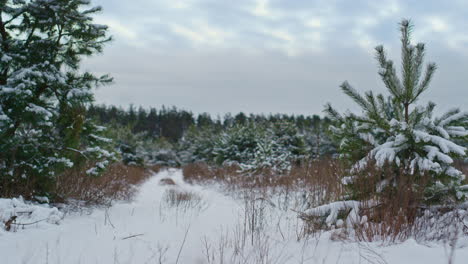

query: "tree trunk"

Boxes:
[404, 103, 409, 123]
[0, 13, 10, 85]
[315, 132, 321, 159]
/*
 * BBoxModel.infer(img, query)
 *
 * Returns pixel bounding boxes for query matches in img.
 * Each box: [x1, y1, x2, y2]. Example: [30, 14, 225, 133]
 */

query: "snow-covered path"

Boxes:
[1, 169, 467, 263]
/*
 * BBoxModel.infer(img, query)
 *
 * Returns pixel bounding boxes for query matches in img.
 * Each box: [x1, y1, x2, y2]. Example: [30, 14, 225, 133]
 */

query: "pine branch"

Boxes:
[375, 45, 387, 68]
[400, 19, 416, 104]
[323, 103, 343, 122]
[409, 105, 426, 125]
[435, 109, 460, 126]
[412, 43, 425, 88]
[340, 81, 369, 110]
[365, 91, 379, 115]
[412, 63, 436, 103]
[377, 94, 392, 120]
[425, 101, 436, 119]
[365, 91, 390, 131]
[375, 45, 403, 100]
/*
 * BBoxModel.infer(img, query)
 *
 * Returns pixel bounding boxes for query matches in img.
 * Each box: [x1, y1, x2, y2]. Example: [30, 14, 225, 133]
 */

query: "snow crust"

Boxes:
[0, 197, 63, 233]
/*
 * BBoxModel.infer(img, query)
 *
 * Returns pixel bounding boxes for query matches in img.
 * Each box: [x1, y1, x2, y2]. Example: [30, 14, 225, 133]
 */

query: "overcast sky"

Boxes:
[83, 0, 468, 116]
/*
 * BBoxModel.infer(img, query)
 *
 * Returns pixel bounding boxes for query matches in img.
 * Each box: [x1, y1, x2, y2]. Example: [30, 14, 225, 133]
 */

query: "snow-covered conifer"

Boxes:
[213, 124, 260, 166]
[325, 20, 468, 203]
[0, 0, 114, 195]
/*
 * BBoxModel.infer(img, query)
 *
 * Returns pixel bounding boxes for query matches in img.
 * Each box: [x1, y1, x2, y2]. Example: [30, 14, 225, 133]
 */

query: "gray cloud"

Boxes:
[83, 0, 468, 116]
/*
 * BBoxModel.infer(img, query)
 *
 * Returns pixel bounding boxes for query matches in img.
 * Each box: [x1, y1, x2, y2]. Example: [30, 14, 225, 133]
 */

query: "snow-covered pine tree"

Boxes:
[213, 124, 260, 166]
[248, 134, 292, 174]
[0, 0, 115, 196]
[270, 121, 307, 160]
[178, 125, 218, 164]
[325, 19, 468, 204]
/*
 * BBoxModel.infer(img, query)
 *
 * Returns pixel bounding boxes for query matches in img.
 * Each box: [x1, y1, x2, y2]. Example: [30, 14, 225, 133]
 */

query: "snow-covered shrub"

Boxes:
[145, 149, 180, 167]
[173, 121, 310, 174]
[0, 0, 115, 197]
[119, 142, 145, 166]
[109, 126, 148, 166]
[325, 20, 467, 204]
[213, 124, 260, 165]
[241, 122, 307, 174]
[177, 126, 218, 164]
[270, 121, 307, 161]
[210, 122, 307, 174]
[104, 124, 177, 167]
[243, 136, 293, 173]
[304, 129, 336, 159]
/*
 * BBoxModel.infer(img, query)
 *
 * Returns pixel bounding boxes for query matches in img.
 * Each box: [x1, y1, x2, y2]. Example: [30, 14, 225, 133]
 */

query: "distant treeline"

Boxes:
[87, 105, 331, 142]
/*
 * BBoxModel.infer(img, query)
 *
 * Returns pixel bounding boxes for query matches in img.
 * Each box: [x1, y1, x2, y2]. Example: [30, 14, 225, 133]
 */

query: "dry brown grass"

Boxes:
[163, 188, 200, 207]
[0, 161, 162, 204]
[325, 161, 468, 242]
[161, 188, 206, 216]
[182, 162, 241, 184]
[182, 159, 345, 201]
[54, 162, 159, 205]
[305, 162, 431, 242]
[182, 159, 347, 222]
[0, 175, 39, 199]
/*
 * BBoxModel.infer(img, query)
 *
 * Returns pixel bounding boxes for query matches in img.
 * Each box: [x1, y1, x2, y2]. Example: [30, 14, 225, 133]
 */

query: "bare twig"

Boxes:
[11, 218, 47, 226]
[175, 224, 191, 264]
[121, 233, 144, 240]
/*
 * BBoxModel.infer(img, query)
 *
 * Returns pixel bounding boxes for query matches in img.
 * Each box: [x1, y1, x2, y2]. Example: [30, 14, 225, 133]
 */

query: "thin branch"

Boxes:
[4, 9, 26, 25]
[175, 224, 191, 264]
[121, 233, 144, 240]
[11, 218, 48, 226]
[65, 147, 89, 160]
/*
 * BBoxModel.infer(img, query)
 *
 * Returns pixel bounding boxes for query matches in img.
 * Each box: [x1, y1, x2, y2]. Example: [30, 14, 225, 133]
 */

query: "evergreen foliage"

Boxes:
[178, 125, 218, 164]
[213, 124, 260, 166]
[184, 121, 308, 173]
[245, 122, 305, 173]
[0, 0, 114, 196]
[325, 20, 468, 204]
[88, 105, 335, 173]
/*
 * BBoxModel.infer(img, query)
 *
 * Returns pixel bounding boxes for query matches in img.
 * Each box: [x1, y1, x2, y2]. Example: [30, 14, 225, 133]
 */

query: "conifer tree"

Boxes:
[0, 0, 114, 196]
[325, 20, 468, 203]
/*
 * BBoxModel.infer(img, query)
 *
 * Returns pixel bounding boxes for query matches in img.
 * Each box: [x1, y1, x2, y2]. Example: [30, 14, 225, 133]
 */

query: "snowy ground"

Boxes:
[1, 169, 467, 264]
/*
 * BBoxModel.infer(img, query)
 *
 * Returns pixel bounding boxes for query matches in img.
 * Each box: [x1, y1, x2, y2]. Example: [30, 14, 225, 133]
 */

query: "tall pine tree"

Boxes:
[0, 0, 114, 196]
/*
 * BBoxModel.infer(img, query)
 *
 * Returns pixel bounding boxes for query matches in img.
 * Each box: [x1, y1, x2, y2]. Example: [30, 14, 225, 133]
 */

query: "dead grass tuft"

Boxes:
[162, 188, 204, 211]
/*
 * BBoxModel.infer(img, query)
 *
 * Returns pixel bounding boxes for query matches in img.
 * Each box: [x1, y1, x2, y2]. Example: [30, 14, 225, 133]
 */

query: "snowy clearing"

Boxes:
[1, 169, 467, 264]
